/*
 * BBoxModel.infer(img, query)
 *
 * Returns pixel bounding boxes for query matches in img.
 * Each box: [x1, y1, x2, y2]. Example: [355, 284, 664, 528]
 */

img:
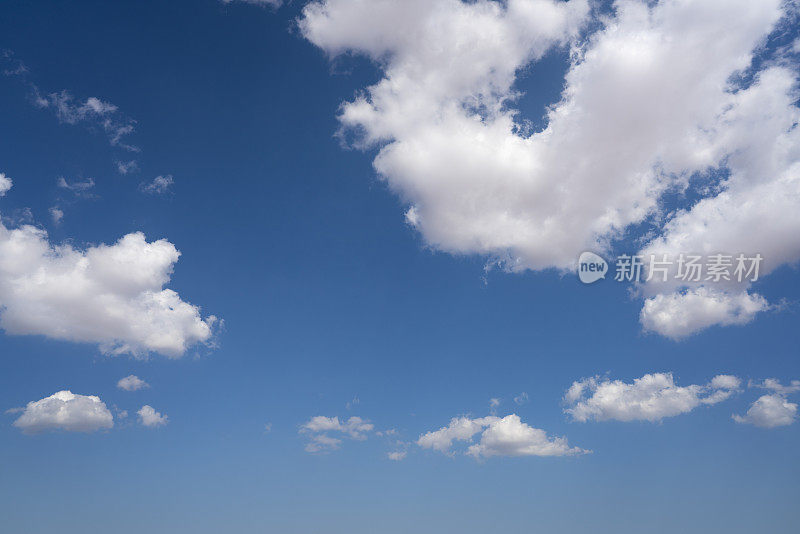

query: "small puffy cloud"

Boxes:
[117, 375, 149, 391]
[733, 379, 800, 428]
[138, 405, 168, 427]
[13, 390, 113, 434]
[0, 173, 11, 196]
[418, 414, 586, 458]
[564, 373, 741, 423]
[467, 415, 588, 459]
[387, 450, 407, 461]
[140, 175, 173, 195]
[711, 375, 743, 390]
[300, 415, 374, 453]
[514, 392, 529, 406]
[733, 395, 797, 428]
[0, 220, 217, 357]
[640, 288, 770, 340]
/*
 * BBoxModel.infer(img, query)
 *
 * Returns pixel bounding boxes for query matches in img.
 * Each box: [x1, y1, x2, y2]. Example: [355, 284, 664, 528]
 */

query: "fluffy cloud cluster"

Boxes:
[302, 0, 800, 338]
[138, 405, 168, 427]
[12, 390, 114, 434]
[417, 414, 586, 458]
[564, 373, 741, 422]
[0, 221, 217, 357]
[300, 415, 374, 452]
[733, 379, 799, 428]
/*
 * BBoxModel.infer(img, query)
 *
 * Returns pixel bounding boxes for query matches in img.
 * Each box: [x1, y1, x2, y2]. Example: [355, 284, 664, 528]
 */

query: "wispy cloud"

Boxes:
[300, 415, 374, 453]
[116, 160, 139, 175]
[140, 175, 174, 195]
[57, 176, 96, 196]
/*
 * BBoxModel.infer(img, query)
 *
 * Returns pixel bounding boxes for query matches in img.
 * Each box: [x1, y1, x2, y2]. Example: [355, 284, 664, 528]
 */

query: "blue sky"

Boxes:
[1, 1, 799, 533]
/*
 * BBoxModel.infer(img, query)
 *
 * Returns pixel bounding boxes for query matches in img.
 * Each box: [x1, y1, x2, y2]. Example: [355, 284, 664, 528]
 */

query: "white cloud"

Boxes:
[733, 394, 797, 428]
[387, 450, 407, 461]
[140, 175, 174, 195]
[13, 390, 113, 434]
[418, 414, 585, 458]
[116, 160, 139, 175]
[49, 207, 64, 224]
[301, 0, 800, 338]
[138, 405, 168, 427]
[117, 375, 149, 391]
[346, 395, 360, 410]
[751, 378, 800, 396]
[417, 416, 494, 454]
[1, 49, 28, 76]
[468, 414, 587, 458]
[0, 173, 11, 196]
[57, 176, 95, 195]
[0, 220, 217, 357]
[733, 379, 799, 428]
[564, 373, 741, 423]
[639, 288, 769, 340]
[34, 90, 137, 151]
[300, 415, 374, 452]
